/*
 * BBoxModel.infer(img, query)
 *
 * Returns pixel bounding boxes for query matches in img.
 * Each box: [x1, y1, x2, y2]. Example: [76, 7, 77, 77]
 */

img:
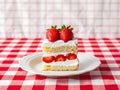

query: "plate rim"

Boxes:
[19, 52, 101, 77]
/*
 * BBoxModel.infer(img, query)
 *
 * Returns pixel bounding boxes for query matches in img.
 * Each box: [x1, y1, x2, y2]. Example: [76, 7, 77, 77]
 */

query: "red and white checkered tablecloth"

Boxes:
[0, 38, 120, 90]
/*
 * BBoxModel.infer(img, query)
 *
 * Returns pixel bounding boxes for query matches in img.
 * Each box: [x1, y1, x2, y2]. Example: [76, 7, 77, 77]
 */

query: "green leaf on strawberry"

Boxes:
[51, 25, 57, 28]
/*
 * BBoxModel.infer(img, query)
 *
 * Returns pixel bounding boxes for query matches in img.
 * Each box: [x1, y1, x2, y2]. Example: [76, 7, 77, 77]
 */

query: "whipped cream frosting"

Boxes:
[41, 38, 78, 67]
[42, 59, 79, 66]
[43, 52, 76, 57]
[41, 38, 77, 48]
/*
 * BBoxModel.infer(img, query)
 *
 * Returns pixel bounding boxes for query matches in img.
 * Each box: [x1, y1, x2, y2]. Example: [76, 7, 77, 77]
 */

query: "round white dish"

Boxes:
[19, 52, 101, 77]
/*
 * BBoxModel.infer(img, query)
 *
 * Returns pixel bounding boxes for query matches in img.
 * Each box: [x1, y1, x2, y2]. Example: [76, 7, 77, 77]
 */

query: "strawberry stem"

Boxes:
[51, 25, 57, 28]
[67, 25, 71, 29]
[70, 28, 73, 30]
[62, 25, 66, 29]
[49, 25, 73, 32]
[59, 25, 73, 32]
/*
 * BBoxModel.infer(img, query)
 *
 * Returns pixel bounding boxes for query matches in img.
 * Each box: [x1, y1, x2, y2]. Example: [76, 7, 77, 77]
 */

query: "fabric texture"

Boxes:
[0, 38, 120, 90]
[0, 0, 120, 38]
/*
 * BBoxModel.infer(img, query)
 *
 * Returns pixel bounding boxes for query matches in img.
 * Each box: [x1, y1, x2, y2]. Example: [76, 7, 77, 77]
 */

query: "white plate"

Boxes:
[19, 53, 101, 77]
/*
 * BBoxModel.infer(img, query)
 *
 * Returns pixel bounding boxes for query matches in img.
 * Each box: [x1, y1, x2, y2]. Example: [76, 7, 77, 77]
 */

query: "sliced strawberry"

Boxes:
[46, 26, 59, 42]
[60, 25, 73, 42]
[42, 56, 55, 63]
[55, 54, 66, 62]
[67, 53, 77, 60]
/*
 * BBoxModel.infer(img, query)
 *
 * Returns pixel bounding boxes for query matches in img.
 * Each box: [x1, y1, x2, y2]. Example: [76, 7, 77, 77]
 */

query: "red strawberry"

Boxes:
[55, 54, 66, 62]
[42, 56, 55, 63]
[46, 25, 59, 42]
[59, 25, 73, 42]
[67, 53, 77, 60]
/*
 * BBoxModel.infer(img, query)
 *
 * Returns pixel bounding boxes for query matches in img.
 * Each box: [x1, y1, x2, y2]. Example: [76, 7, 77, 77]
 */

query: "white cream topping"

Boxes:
[42, 59, 79, 66]
[43, 52, 75, 57]
[41, 38, 77, 48]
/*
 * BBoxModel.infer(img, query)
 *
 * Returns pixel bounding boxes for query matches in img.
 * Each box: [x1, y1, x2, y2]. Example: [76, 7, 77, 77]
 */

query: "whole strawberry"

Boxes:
[59, 25, 73, 42]
[46, 25, 59, 42]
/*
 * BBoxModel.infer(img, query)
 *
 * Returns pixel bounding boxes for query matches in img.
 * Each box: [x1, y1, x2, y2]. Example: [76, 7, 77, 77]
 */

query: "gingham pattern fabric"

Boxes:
[0, 38, 120, 90]
[0, 0, 120, 38]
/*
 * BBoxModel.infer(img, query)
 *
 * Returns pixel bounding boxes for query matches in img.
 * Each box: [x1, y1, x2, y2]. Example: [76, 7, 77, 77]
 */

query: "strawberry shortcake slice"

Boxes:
[41, 25, 79, 71]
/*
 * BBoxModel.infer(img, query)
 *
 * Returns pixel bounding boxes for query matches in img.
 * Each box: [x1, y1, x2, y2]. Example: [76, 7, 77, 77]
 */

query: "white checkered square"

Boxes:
[4, 71, 17, 75]
[0, 80, 11, 86]
[45, 78, 57, 85]
[68, 78, 80, 85]
[91, 79, 104, 85]
[22, 80, 35, 85]
[111, 71, 120, 75]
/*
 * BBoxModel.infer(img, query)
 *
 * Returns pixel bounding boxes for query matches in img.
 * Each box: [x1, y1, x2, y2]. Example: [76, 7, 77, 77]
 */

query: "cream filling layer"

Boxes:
[42, 59, 79, 67]
[41, 38, 77, 48]
[43, 52, 76, 57]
